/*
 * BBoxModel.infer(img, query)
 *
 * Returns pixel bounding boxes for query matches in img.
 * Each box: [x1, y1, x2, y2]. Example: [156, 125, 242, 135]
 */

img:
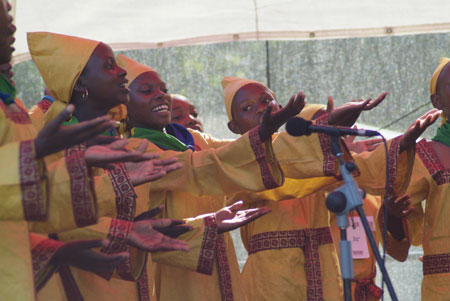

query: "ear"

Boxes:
[431, 94, 442, 110]
[73, 77, 88, 94]
[278, 104, 283, 110]
[228, 120, 242, 135]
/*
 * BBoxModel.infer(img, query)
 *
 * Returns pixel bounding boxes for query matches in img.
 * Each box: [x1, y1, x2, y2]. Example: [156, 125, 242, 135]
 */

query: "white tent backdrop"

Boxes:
[11, 0, 450, 63]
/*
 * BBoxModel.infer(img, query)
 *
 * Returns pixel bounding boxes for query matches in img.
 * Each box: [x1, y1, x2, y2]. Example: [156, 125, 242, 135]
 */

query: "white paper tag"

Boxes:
[347, 216, 375, 259]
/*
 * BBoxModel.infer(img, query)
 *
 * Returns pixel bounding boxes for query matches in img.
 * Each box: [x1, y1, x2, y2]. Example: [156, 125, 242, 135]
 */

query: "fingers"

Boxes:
[136, 140, 149, 153]
[227, 200, 244, 212]
[134, 205, 164, 221]
[153, 157, 179, 166]
[108, 139, 129, 150]
[366, 92, 388, 109]
[162, 162, 183, 173]
[156, 237, 190, 252]
[326, 96, 334, 112]
[261, 103, 273, 124]
[41, 104, 75, 135]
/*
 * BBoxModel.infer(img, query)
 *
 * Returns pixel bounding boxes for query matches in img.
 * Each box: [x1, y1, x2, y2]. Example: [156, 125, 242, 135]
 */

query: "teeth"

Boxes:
[151, 105, 169, 112]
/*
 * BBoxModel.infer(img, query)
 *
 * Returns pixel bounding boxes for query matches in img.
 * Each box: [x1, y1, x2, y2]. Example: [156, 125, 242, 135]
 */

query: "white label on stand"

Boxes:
[347, 216, 374, 259]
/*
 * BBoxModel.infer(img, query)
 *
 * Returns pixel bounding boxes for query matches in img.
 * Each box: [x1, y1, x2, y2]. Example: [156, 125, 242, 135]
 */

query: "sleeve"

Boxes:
[375, 202, 412, 262]
[0, 140, 49, 221]
[151, 214, 219, 275]
[351, 135, 415, 198]
[228, 176, 336, 205]
[189, 129, 234, 149]
[131, 126, 284, 196]
[28, 146, 99, 233]
[29, 233, 64, 291]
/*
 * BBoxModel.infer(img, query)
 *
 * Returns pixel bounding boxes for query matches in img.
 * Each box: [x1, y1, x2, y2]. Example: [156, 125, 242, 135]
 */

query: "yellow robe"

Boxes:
[402, 139, 450, 300]
[0, 99, 116, 300]
[38, 125, 283, 301]
[228, 126, 414, 301]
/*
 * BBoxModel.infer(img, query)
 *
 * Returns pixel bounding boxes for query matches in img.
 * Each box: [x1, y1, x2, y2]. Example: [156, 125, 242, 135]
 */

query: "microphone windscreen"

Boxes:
[285, 117, 311, 137]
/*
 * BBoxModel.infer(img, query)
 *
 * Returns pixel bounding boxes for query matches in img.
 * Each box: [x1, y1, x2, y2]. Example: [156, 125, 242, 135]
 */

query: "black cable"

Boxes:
[377, 102, 431, 131]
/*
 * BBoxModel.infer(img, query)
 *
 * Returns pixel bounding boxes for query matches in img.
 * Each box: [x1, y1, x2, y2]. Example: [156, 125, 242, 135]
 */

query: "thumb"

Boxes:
[326, 96, 334, 112]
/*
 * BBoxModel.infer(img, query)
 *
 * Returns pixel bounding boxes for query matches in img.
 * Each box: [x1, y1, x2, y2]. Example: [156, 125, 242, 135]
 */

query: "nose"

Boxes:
[117, 65, 127, 78]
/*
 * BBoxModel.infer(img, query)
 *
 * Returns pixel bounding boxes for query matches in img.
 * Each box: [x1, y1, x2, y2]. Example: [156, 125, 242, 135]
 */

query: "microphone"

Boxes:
[285, 117, 379, 137]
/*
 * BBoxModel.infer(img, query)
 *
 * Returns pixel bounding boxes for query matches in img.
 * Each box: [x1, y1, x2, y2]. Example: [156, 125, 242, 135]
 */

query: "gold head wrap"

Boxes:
[116, 54, 157, 87]
[108, 104, 127, 121]
[27, 32, 100, 125]
[298, 104, 327, 121]
[221, 76, 273, 121]
[430, 57, 450, 123]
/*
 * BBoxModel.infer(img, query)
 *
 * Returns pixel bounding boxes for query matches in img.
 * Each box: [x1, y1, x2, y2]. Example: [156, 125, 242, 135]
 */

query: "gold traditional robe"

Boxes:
[401, 139, 450, 300]
[0, 99, 112, 300]
[228, 118, 414, 301]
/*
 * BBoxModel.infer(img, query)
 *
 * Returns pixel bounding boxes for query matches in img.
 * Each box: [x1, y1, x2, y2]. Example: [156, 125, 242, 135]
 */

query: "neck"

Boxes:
[72, 98, 110, 122]
[131, 121, 166, 132]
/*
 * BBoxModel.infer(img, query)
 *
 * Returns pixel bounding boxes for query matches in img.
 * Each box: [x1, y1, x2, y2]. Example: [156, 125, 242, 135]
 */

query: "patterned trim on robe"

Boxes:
[32, 238, 64, 291]
[65, 145, 97, 227]
[0, 100, 31, 124]
[416, 139, 450, 185]
[101, 163, 137, 280]
[353, 269, 383, 301]
[377, 203, 410, 262]
[423, 253, 450, 275]
[196, 215, 218, 275]
[314, 113, 336, 177]
[36, 99, 52, 114]
[248, 126, 280, 189]
[386, 135, 403, 197]
[248, 227, 333, 301]
[19, 140, 47, 220]
[216, 233, 234, 301]
[137, 264, 150, 301]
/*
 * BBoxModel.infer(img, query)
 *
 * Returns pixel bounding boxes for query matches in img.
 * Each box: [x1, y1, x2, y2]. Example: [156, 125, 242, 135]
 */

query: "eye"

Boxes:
[191, 111, 199, 118]
[243, 105, 253, 112]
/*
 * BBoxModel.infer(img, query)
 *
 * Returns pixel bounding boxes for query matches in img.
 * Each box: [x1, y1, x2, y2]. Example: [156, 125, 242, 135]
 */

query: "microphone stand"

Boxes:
[326, 136, 398, 301]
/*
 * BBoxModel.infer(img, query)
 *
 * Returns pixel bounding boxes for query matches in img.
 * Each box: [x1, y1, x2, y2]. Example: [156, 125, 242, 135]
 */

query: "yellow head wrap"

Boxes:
[221, 76, 273, 122]
[298, 104, 327, 121]
[108, 104, 127, 121]
[27, 32, 100, 125]
[430, 57, 450, 124]
[116, 54, 157, 87]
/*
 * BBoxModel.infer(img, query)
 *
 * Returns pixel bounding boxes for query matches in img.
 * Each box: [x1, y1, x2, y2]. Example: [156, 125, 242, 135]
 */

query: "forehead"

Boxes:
[133, 71, 163, 86]
[91, 43, 114, 60]
[232, 83, 272, 106]
[438, 63, 450, 87]
[172, 97, 194, 109]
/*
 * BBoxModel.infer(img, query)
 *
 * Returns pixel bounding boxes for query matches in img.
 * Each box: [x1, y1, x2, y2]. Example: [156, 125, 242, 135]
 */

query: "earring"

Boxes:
[82, 89, 89, 101]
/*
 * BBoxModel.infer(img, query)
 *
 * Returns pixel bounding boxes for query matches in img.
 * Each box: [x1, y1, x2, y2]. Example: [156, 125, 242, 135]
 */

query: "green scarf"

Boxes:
[131, 127, 188, 152]
[0, 73, 16, 105]
[432, 121, 450, 147]
[63, 115, 116, 136]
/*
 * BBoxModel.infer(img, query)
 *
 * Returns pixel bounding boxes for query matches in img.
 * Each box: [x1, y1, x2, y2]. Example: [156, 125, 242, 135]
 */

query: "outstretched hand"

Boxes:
[85, 139, 158, 169]
[328, 92, 387, 127]
[400, 109, 442, 152]
[125, 141, 183, 186]
[129, 219, 190, 252]
[344, 128, 383, 153]
[259, 91, 305, 141]
[35, 104, 115, 159]
[53, 239, 128, 275]
[216, 201, 272, 234]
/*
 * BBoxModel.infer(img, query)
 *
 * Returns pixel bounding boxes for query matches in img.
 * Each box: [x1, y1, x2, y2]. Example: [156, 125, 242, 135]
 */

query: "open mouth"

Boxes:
[151, 104, 169, 112]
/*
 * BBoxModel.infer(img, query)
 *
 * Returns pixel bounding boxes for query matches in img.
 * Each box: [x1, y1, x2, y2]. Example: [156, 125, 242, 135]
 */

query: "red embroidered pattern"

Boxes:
[353, 270, 382, 301]
[101, 164, 137, 280]
[315, 114, 336, 177]
[248, 228, 333, 301]
[249, 126, 279, 189]
[137, 268, 150, 301]
[387, 136, 402, 197]
[216, 233, 234, 301]
[31, 238, 64, 291]
[0, 100, 31, 124]
[417, 139, 450, 185]
[423, 253, 450, 275]
[19, 140, 47, 220]
[65, 145, 96, 227]
[36, 99, 52, 114]
[197, 215, 218, 275]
